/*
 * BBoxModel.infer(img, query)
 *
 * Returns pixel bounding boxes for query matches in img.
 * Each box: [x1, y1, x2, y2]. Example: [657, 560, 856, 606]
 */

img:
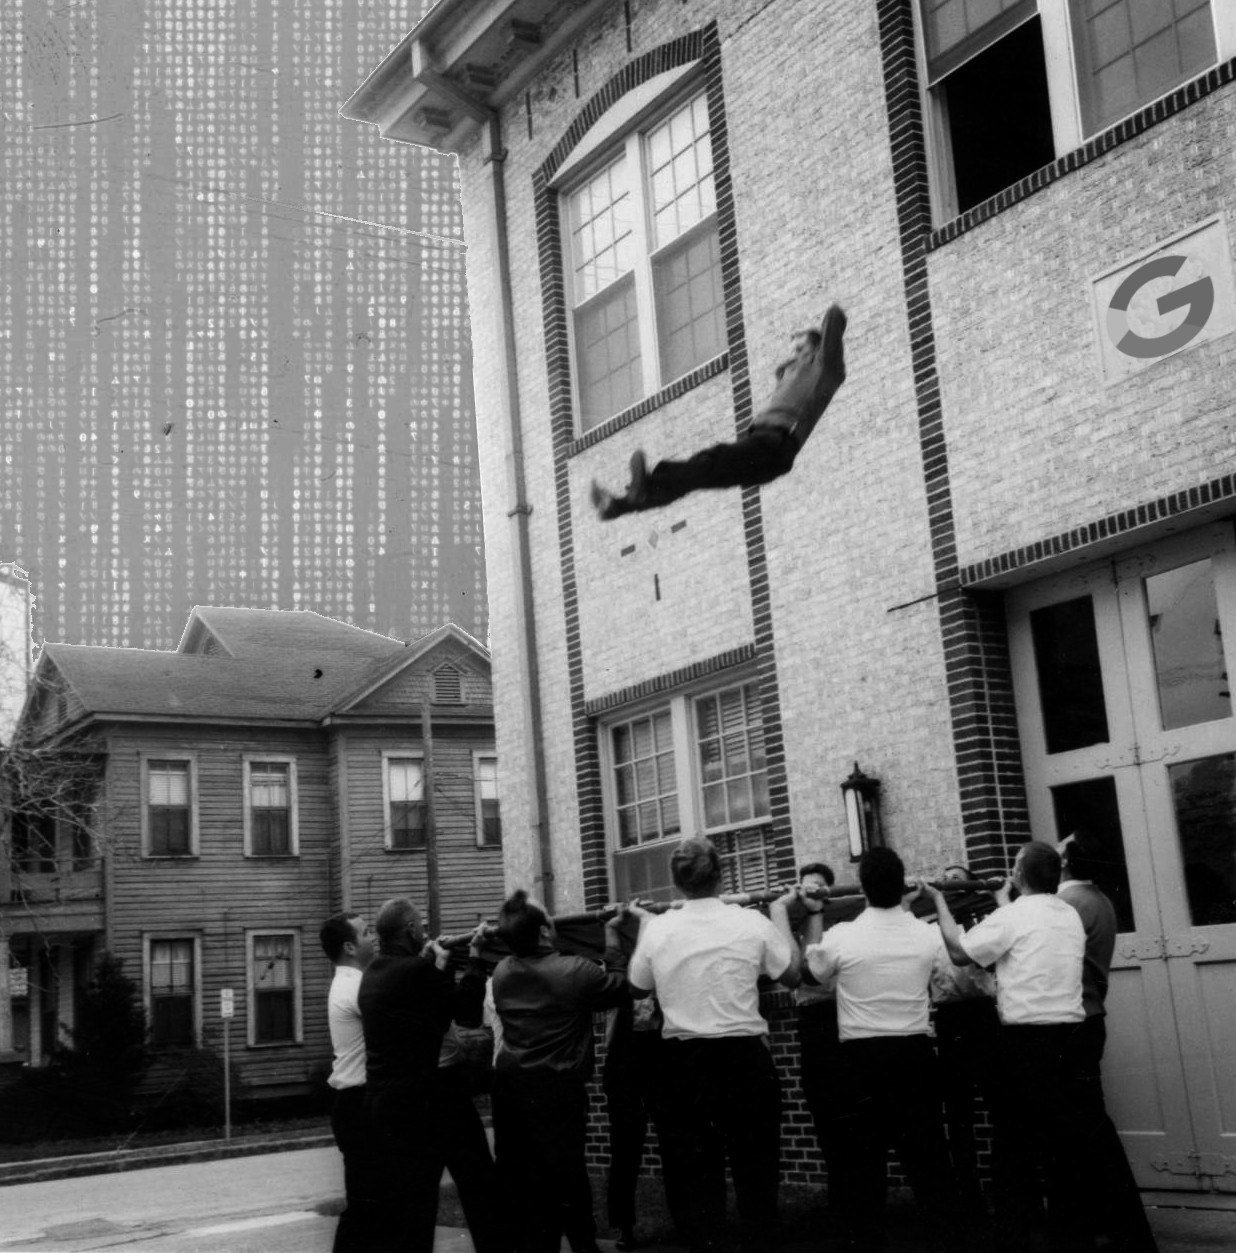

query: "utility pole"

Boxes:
[420, 701, 440, 935]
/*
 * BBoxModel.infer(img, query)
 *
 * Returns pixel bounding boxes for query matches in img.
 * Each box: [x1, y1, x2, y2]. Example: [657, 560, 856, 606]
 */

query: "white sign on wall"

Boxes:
[220, 988, 235, 1019]
[1091, 216, 1235, 386]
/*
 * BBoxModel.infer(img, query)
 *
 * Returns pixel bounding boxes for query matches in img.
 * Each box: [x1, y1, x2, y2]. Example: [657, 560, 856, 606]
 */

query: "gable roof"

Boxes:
[178, 606, 403, 662]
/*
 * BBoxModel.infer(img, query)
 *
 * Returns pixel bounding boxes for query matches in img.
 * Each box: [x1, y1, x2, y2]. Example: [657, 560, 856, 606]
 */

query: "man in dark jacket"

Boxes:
[490, 889, 637, 1253]
[358, 897, 505, 1253]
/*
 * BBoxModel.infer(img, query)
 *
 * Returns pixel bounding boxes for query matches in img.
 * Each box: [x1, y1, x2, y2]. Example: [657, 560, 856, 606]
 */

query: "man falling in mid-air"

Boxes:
[591, 303, 847, 520]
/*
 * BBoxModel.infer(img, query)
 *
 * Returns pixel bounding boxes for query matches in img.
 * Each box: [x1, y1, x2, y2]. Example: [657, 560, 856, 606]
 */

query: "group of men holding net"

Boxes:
[317, 312, 1157, 1253]
[320, 832, 1157, 1253]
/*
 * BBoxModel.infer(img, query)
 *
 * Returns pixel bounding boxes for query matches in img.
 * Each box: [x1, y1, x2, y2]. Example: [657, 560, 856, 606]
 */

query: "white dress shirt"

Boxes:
[805, 905, 947, 1041]
[628, 897, 792, 1039]
[327, 965, 366, 1089]
[959, 893, 1085, 1026]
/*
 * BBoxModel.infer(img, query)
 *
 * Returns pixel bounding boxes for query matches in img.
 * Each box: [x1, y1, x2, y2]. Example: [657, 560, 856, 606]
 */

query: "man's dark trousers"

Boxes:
[658, 1035, 782, 1253]
[637, 426, 799, 512]
[830, 1034, 962, 1252]
[329, 1085, 382, 1253]
[493, 1069, 596, 1253]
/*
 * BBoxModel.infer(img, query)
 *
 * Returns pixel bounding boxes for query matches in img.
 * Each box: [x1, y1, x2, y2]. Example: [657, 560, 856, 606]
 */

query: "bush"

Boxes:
[135, 1047, 230, 1132]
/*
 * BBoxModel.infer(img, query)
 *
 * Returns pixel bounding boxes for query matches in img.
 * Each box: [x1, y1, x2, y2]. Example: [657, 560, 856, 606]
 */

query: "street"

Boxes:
[0, 1146, 477, 1253]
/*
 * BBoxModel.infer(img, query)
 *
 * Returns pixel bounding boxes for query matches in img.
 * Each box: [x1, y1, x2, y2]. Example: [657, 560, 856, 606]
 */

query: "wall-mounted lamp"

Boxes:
[841, 762, 883, 861]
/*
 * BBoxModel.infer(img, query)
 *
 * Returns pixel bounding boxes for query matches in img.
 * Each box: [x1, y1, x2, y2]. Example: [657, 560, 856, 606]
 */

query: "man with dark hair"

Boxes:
[358, 898, 505, 1253]
[629, 837, 800, 1253]
[320, 911, 378, 1253]
[927, 841, 1157, 1251]
[491, 889, 635, 1253]
[805, 847, 961, 1252]
[590, 306, 846, 520]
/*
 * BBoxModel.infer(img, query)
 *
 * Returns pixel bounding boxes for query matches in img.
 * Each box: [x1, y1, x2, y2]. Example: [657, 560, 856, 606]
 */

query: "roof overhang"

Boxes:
[340, 0, 616, 153]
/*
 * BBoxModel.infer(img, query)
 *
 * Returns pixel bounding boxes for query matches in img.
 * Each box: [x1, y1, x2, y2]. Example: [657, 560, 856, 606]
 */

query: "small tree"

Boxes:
[54, 951, 149, 1132]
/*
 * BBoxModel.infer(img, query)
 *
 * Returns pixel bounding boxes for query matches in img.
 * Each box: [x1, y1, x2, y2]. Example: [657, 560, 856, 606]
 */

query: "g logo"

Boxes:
[1106, 255, 1215, 359]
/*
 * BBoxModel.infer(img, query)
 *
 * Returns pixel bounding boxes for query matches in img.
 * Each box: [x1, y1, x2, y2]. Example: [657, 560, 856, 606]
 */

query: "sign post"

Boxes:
[220, 988, 234, 1141]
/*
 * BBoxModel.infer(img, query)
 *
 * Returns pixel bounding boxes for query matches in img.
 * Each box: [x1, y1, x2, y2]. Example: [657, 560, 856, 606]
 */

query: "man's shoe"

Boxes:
[819, 302, 847, 395]
[591, 478, 625, 521]
[627, 449, 649, 506]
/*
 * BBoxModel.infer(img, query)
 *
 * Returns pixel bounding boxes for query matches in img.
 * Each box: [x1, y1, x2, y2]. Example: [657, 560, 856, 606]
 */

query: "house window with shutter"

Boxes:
[243, 757, 298, 856]
[148, 937, 197, 1047]
[384, 755, 426, 850]
[144, 758, 196, 857]
[474, 754, 502, 847]
[248, 931, 300, 1046]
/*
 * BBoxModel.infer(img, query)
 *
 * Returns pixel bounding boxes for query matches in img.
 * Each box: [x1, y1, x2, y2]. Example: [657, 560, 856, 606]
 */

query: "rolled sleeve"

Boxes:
[760, 919, 793, 981]
[805, 935, 839, 985]
[958, 910, 1010, 969]
[628, 941, 654, 994]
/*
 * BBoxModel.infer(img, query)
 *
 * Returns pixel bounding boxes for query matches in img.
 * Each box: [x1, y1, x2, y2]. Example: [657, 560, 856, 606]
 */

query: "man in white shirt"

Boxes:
[805, 847, 962, 1253]
[319, 911, 376, 1253]
[928, 840, 1156, 1253]
[628, 837, 798, 1253]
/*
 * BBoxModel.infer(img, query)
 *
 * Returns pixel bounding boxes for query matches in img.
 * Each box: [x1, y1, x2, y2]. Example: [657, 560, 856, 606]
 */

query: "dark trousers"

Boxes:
[632, 426, 799, 513]
[330, 1085, 383, 1253]
[659, 1035, 783, 1253]
[493, 1069, 595, 1253]
[933, 996, 1001, 1210]
[830, 1034, 963, 1252]
[603, 1030, 688, 1237]
[366, 1071, 510, 1253]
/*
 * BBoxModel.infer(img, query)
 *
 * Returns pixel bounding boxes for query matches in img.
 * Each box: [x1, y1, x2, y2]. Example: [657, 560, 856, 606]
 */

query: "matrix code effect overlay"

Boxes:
[1, 1, 486, 649]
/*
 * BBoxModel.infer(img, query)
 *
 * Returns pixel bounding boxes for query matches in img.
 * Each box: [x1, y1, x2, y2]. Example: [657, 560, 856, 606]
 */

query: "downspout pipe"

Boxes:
[481, 114, 555, 914]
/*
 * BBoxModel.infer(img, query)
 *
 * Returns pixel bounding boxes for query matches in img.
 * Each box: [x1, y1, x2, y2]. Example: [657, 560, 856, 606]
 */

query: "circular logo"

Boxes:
[1106, 254, 1215, 360]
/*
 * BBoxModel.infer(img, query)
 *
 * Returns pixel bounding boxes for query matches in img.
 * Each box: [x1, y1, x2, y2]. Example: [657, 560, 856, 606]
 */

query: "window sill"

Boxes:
[142, 854, 200, 861]
[568, 352, 729, 457]
[384, 846, 427, 854]
[928, 56, 1236, 250]
[246, 1041, 303, 1051]
[244, 853, 300, 860]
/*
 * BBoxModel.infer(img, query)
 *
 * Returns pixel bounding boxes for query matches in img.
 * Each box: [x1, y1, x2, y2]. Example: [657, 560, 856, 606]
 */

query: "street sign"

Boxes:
[220, 987, 235, 1019]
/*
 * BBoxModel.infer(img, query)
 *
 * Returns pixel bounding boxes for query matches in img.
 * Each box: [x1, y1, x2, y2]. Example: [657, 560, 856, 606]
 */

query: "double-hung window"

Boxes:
[474, 753, 502, 847]
[565, 88, 725, 432]
[244, 757, 297, 856]
[918, 1, 1232, 221]
[602, 679, 771, 901]
[148, 937, 197, 1047]
[248, 931, 300, 1046]
[384, 754, 426, 850]
[144, 758, 195, 857]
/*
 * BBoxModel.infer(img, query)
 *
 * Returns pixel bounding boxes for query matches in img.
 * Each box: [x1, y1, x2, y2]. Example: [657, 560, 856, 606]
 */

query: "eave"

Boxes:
[340, 0, 616, 153]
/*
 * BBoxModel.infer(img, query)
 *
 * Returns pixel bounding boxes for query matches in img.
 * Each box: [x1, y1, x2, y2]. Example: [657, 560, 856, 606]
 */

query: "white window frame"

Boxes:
[140, 754, 199, 859]
[381, 750, 427, 852]
[245, 929, 303, 1048]
[473, 751, 502, 848]
[598, 675, 771, 896]
[915, 1, 1236, 224]
[556, 67, 726, 433]
[142, 933, 202, 1049]
[242, 755, 299, 858]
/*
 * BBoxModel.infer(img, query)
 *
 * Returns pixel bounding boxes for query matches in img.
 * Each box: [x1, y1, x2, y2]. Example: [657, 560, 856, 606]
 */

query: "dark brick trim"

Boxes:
[567, 353, 729, 456]
[534, 22, 796, 908]
[877, 0, 1030, 866]
[585, 644, 757, 716]
[930, 56, 1236, 247]
[960, 472, 1236, 587]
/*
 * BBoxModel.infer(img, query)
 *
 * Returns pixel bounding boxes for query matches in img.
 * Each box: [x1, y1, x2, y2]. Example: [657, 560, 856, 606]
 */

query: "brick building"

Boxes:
[0, 608, 504, 1098]
[347, 0, 1236, 1197]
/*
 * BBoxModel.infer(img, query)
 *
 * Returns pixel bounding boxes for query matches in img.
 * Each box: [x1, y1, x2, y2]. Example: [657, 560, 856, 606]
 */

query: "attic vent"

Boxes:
[200, 638, 220, 657]
[432, 665, 463, 705]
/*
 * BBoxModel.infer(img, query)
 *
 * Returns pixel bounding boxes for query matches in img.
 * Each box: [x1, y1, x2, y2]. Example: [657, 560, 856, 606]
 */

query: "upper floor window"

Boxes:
[384, 754, 426, 851]
[144, 758, 196, 857]
[148, 936, 198, 1048]
[565, 88, 725, 431]
[244, 757, 298, 857]
[918, 1, 1231, 221]
[601, 678, 770, 901]
[474, 753, 502, 847]
[248, 931, 300, 1046]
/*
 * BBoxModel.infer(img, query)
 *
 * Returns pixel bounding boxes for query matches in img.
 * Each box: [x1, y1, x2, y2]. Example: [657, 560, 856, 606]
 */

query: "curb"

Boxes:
[0, 1131, 336, 1187]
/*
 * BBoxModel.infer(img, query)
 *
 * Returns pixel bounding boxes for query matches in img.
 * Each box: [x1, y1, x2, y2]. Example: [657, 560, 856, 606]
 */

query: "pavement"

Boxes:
[1, 1130, 1233, 1252]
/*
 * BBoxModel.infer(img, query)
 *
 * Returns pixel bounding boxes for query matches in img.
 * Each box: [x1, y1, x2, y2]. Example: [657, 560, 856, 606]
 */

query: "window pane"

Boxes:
[151, 809, 190, 856]
[253, 809, 290, 855]
[389, 760, 423, 803]
[576, 277, 642, 430]
[1169, 754, 1236, 927]
[613, 840, 678, 904]
[256, 990, 294, 1044]
[1145, 558, 1231, 731]
[1031, 596, 1111, 753]
[610, 711, 678, 847]
[149, 761, 189, 806]
[920, 0, 1035, 72]
[1073, 0, 1217, 135]
[646, 95, 715, 249]
[568, 156, 634, 302]
[391, 801, 426, 849]
[250, 763, 289, 810]
[692, 683, 770, 830]
[702, 781, 726, 828]
[654, 223, 725, 383]
[1051, 776, 1137, 931]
